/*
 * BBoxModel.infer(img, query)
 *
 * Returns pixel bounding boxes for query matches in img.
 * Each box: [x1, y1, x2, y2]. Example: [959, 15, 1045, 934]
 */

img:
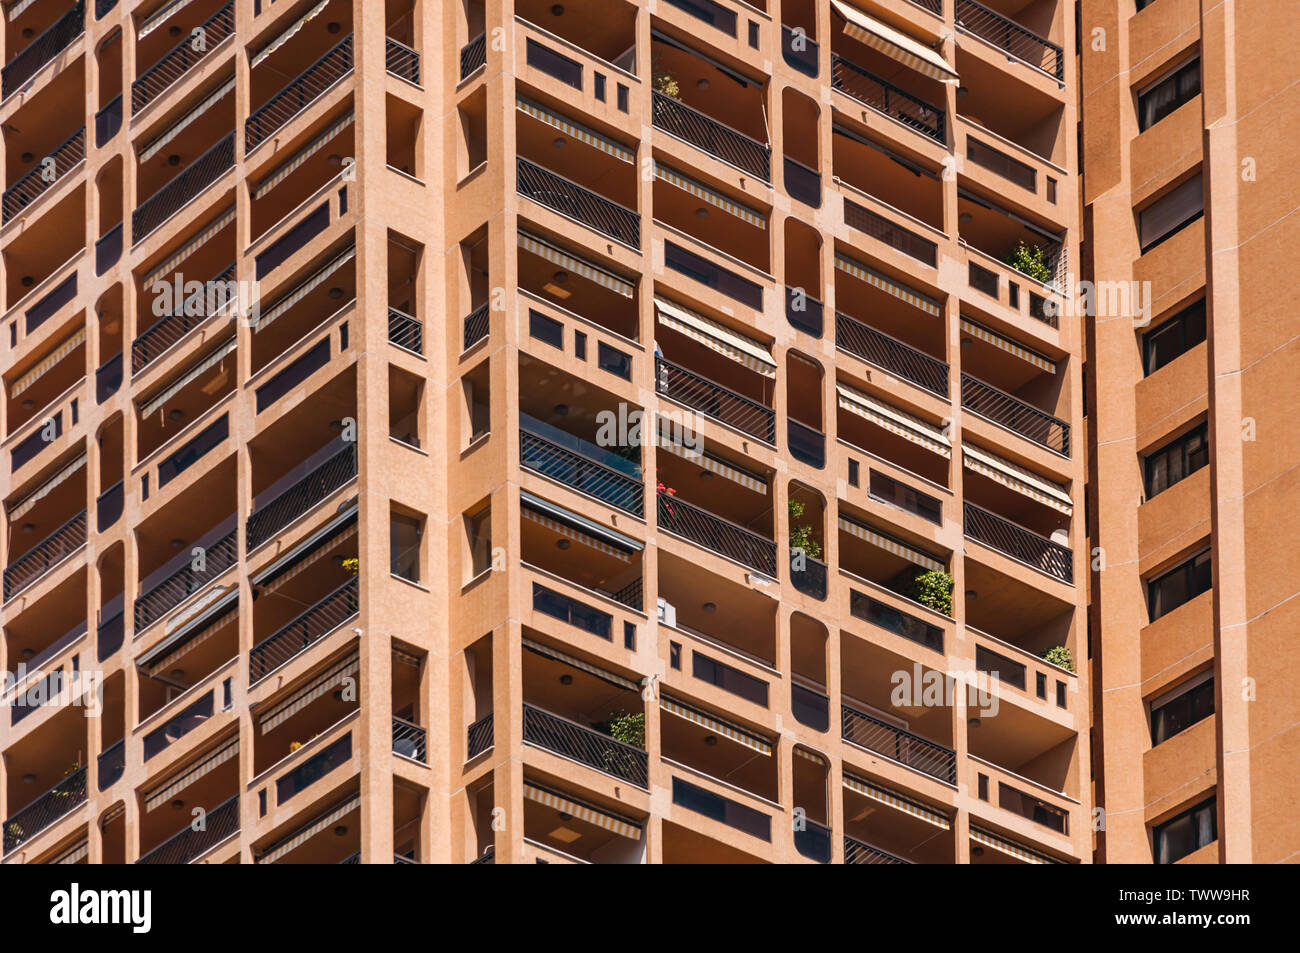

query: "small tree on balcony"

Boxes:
[1043, 646, 1074, 672]
[908, 570, 953, 616]
[651, 51, 681, 100]
[1002, 241, 1054, 284]
[789, 500, 822, 561]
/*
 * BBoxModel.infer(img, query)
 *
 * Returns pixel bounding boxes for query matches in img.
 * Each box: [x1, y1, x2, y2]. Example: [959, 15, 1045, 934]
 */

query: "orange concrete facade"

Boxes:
[0, 0, 1097, 865]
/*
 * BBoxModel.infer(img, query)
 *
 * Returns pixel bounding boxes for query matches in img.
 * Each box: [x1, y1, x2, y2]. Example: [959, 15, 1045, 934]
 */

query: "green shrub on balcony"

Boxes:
[1002, 241, 1053, 284]
[1043, 646, 1074, 672]
[789, 500, 822, 560]
[908, 570, 953, 616]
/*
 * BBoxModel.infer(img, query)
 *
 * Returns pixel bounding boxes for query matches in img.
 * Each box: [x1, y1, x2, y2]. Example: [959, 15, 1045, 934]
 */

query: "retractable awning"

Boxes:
[831, 0, 959, 83]
[144, 206, 237, 289]
[794, 746, 827, 766]
[254, 112, 355, 200]
[7, 0, 39, 22]
[257, 795, 359, 864]
[53, 840, 89, 864]
[253, 245, 356, 333]
[518, 231, 633, 298]
[139, 77, 236, 163]
[653, 162, 765, 229]
[11, 329, 85, 399]
[138, 0, 197, 40]
[517, 97, 634, 163]
[144, 737, 239, 812]
[251, 0, 329, 68]
[970, 825, 1058, 864]
[7, 450, 85, 520]
[654, 297, 776, 378]
[836, 382, 950, 457]
[838, 514, 945, 573]
[844, 773, 952, 829]
[256, 523, 358, 595]
[660, 695, 772, 756]
[835, 253, 941, 317]
[139, 337, 236, 419]
[523, 782, 642, 840]
[522, 637, 638, 692]
[963, 444, 1072, 515]
[959, 318, 1055, 374]
[657, 427, 768, 495]
[520, 491, 643, 560]
[259, 653, 359, 733]
[137, 590, 238, 675]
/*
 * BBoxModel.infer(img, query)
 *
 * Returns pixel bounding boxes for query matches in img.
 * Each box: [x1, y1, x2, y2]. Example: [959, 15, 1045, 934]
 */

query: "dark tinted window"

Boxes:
[1138, 58, 1200, 131]
[1150, 677, 1214, 745]
[1147, 549, 1212, 621]
[1144, 423, 1209, 498]
[1143, 300, 1206, 374]
[1153, 798, 1216, 863]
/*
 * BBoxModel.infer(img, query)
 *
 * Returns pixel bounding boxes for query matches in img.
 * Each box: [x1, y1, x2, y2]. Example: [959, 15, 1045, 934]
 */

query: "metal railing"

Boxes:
[844, 200, 937, 267]
[3, 765, 87, 854]
[459, 33, 486, 79]
[609, 577, 643, 612]
[462, 303, 489, 351]
[964, 502, 1073, 583]
[388, 308, 423, 354]
[831, 54, 945, 143]
[836, 312, 949, 396]
[522, 703, 649, 788]
[2, 2, 85, 98]
[657, 492, 777, 577]
[249, 576, 358, 683]
[520, 428, 644, 516]
[141, 690, 218, 758]
[246, 444, 357, 550]
[97, 740, 124, 791]
[793, 818, 831, 863]
[134, 528, 236, 631]
[385, 37, 420, 84]
[790, 550, 828, 600]
[132, 263, 236, 372]
[132, 1, 234, 112]
[246, 34, 354, 150]
[133, 132, 235, 243]
[95, 0, 118, 18]
[961, 373, 1069, 455]
[467, 712, 494, 759]
[842, 704, 957, 783]
[137, 794, 238, 864]
[2, 125, 85, 223]
[516, 156, 640, 247]
[392, 717, 427, 762]
[651, 91, 770, 181]
[844, 834, 912, 864]
[656, 356, 775, 443]
[957, 0, 1063, 80]
[4, 511, 86, 601]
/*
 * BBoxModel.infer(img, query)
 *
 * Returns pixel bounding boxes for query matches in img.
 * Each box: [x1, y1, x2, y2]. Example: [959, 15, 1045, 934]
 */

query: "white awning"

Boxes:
[794, 746, 827, 766]
[144, 207, 237, 289]
[139, 337, 236, 419]
[835, 253, 941, 317]
[657, 426, 767, 494]
[53, 840, 89, 864]
[144, 737, 239, 812]
[7, 0, 39, 23]
[523, 783, 642, 840]
[257, 794, 359, 864]
[660, 695, 772, 756]
[844, 773, 951, 829]
[251, 0, 329, 68]
[518, 231, 633, 298]
[838, 514, 945, 573]
[259, 653, 359, 733]
[8, 452, 86, 521]
[963, 444, 1072, 515]
[139, 77, 236, 163]
[522, 637, 638, 691]
[138, 0, 197, 40]
[253, 245, 356, 333]
[831, 0, 959, 83]
[137, 589, 238, 674]
[516, 97, 634, 164]
[10, 328, 85, 398]
[959, 318, 1055, 374]
[655, 297, 776, 378]
[836, 382, 950, 457]
[254, 112, 355, 200]
[970, 825, 1058, 864]
[653, 162, 765, 229]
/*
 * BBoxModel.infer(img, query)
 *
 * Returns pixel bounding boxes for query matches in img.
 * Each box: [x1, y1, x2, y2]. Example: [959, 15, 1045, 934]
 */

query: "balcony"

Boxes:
[656, 356, 775, 444]
[249, 576, 358, 683]
[670, 774, 771, 842]
[137, 794, 238, 864]
[792, 682, 830, 732]
[132, 1, 234, 113]
[658, 492, 777, 578]
[962, 374, 1068, 455]
[133, 132, 235, 243]
[392, 717, 427, 762]
[955, 0, 1063, 81]
[95, 221, 123, 275]
[844, 833, 912, 864]
[97, 739, 125, 791]
[652, 91, 770, 181]
[842, 703, 956, 783]
[467, 712, 494, 759]
[3, 510, 85, 601]
[142, 688, 217, 760]
[388, 307, 422, 355]
[97, 608, 124, 661]
[277, 733, 353, 803]
[2, 2, 84, 99]
[522, 702, 649, 788]
[793, 818, 832, 863]
[516, 156, 640, 248]
[462, 303, 489, 351]
[2, 126, 85, 225]
[831, 54, 945, 144]
[459, 33, 486, 80]
[781, 25, 819, 78]
[385, 38, 420, 85]
[132, 266, 236, 374]
[836, 311, 948, 397]
[789, 548, 828, 600]
[964, 501, 1072, 584]
[844, 199, 937, 267]
[96, 479, 124, 532]
[3, 764, 86, 855]
[134, 526, 236, 631]
[246, 443, 357, 550]
[786, 285, 824, 337]
[520, 414, 643, 517]
[246, 33, 353, 150]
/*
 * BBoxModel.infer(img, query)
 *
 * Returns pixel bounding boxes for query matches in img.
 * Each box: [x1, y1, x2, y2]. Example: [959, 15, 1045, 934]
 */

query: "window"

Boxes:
[1137, 58, 1200, 131]
[391, 509, 424, 583]
[1144, 423, 1209, 499]
[1143, 299, 1206, 374]
[1147, 549, 1211, 622]
[1138, 173, 1203, 252]
[529, 309, 563, 349]
[1153, 798, 1216, 863]
[597, 342, 631, 380]
[1150, 673, 1214, 745]
[1136, 0, 1158, 11]
[464, 505, 492, 580]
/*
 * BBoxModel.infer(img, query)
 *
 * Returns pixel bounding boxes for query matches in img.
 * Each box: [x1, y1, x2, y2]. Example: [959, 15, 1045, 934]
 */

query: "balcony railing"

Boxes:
[657, 492, 777, 577]
[97, 608, 124, 661]
[793, 818, 831, 863]
[963, 502, 1072, 583]
[385, 37, 420, 84]
[516, 156, 640, 247]
[2, 125, 85, 224]
[520, 422, 644, 516]
[132, 1, 234, 112]
[96, 221, 124, 275]
[133, 132, 236, 243]
[784, 156, 821, 207]
[246, 34, 354, 150]
[392, 717, 427, 762]
[651, 91, 771, 181]
[655, 356, 775, 443]
[134, 528, 237, 631]
[3, 765, 87, 855]
[781, 25, 819, 77]
[967, 137, 1037, 192]
[844, 200, 937, 267]
[836, 312, 948, 396]
[956, 0, 1063, 80]
[997, 779, 1069, 833]
[467, 712, 494, 759]
[246, 444, 358, 550]
[787, 418, 825, 469]
[792, 682, 830, 731]
[142, 689, 214, 760]
[960, 373, 1070, 455]
[278, 734, 352, 803]
[790, 550, 828, 600]
[95, 94, 123, 147]
[249, 576, 358, 683]
[842, 704, 956, 783]
[849, 589, 945, 652]
[459, 33, 486, 79]
[522, 702, 649, 788]
[831, 54, 944, 143]
[93, 349, 122, 404]
[844, 834, 911, 864]
[132, 263, 236, 372]
[4, 510, 86, 601]
[137, 794, 238, 864]
[97, 740, 125, 791]
[2, 2, 85, 98]
[388, 308, 423, 354]
[786, 286, 823, 337]
[462, 303, 489, 351]
[97, 478, 124, 531]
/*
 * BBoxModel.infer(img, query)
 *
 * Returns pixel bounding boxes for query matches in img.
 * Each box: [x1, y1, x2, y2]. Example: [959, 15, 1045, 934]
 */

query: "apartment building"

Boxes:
[0, 0, 1089, 865]
[1082, 0, 1300, 864]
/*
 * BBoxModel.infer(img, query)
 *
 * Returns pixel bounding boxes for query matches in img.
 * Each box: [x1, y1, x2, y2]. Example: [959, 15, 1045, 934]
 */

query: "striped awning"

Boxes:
[522, 637, 638, 691]
[144, 737, 239, 812]
[835, 254, 941, 317]
[655, 297, 776, 378]
[260, 653, 359, 733]
[959, 318, 1055, 374]
[970, 825, 1057, 864]
[518, 231, 633, 298]
[836, 382, 950, 457]
[6, 0, 39, 21]
[251, 0, 329, 68]
[254, 506, 357, 590]
[144, 207, 237, 289]
[520, 491, 643, 559]
[793, 746, 827, 766]
[257, 794, 359, 864]
[253, 245, 357, 333]
[660, 695, 772, 756]
[53, 840, 89, 864]
[523, 783, 642, 840]
[843, 773, 951, 829]
[838, 514, 945, 573]
[831, 0, 958, 84]
[254, 112, 355, 200]
[657, 429, 768, 494]
[101, 804, 125, 827]
[138, 0, 197, 40]
[139, 336, 236, 419]
[653, 162, 765, 229]
[139, 77, 236, 163]
[140, 593, 238, 676]
[516, 97, 634, 163]
[10, 328, 86, 399]
[8, 451, 86, 521]
[521, 508, 629, 562]
[261, 524, 357, 595]
[963, 444, 1072, 515]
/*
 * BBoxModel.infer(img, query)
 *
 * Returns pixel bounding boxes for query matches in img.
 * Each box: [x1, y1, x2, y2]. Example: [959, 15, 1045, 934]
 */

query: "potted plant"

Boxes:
[1002, 241, 1054, 284]
[908, 570, 954, 616]
[1043, 646, 1074, 672]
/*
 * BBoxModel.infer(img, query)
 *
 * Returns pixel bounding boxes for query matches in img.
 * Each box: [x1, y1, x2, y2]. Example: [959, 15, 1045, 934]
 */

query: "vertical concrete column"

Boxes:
[491, 617, 524, 862]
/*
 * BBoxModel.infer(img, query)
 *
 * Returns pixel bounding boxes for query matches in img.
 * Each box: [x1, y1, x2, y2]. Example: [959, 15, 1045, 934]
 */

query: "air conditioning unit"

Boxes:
[657, 598, 676, 628]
